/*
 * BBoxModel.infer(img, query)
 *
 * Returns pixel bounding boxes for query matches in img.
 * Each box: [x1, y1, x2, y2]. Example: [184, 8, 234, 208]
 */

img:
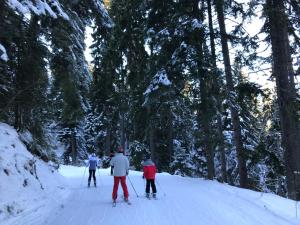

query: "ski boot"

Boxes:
[146, 193, 150, 199]
[152, 193, 157, 199]
[124, 197, 131, 205]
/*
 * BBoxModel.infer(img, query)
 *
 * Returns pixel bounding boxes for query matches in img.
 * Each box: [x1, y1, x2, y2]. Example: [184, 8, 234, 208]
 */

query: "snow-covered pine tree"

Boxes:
[89, 0, 122, 155]
[265, 0, 300, 201]
[0, 1, 22, 121]
[215, 0, 248, 188]
[144, 0, 208, 174]
[49, 0, 111, 164]
[251, 91, 286, 195]
[231, 60, 264, 188]
[143, 0, 188, 172]
[0, 2, 60, 157]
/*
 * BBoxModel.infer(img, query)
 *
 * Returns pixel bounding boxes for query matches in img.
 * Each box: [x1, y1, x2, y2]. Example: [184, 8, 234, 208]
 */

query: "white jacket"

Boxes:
[110, 153, 129, 176]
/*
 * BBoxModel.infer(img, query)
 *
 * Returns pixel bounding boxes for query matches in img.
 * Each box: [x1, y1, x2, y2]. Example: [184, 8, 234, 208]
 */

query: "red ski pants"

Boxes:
[112, 176, 129, 200]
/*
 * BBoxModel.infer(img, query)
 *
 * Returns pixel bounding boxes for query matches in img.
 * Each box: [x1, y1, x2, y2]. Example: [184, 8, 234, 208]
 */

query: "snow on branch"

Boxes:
[171, 41, 187, 65]
[28, 0, 57, 18]
[94, 1, 114, 28]
[0, 44, 9, 62]
[7, 0, 30, 14]
[144, 69, 172, 96]
[7, 0, 69, 20]
[191, 18, 203, 30]
[49, 0, 69, 20]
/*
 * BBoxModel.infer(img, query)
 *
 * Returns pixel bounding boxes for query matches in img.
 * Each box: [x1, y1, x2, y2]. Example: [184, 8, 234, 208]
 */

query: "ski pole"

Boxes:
[156, 178, 167, 197]
[80, 166, 87, 187]
[97, 168, 102, 187]
[128, 176, 139, 197]
[143, 178, 147, 196]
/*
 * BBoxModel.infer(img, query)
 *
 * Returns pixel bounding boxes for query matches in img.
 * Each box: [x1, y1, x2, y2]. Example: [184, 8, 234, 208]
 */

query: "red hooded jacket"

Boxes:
[142, 159, 156, 179]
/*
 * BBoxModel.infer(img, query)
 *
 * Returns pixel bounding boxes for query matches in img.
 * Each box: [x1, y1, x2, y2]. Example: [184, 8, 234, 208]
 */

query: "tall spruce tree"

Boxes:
[265, 0, 300, 200]
[215, 0, 248, 188]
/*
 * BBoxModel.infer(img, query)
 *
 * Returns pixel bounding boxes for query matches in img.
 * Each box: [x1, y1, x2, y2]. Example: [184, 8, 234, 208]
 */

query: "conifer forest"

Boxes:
[0, 0, 300, 201]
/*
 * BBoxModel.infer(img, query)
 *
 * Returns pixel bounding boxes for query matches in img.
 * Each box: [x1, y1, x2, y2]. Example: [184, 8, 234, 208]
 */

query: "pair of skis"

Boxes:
[146, 196, 157, 200]
[112, 199, 131, 207]
[146, 193, 157, 200]
[112, 193, 158, 207]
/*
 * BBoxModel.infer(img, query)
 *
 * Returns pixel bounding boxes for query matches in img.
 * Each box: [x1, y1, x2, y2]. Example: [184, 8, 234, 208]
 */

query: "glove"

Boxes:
[97, 166, 100, 169]
[142, 175, 145, 179]
[126, 171, 129, 176]
[111, 166, 114, 176]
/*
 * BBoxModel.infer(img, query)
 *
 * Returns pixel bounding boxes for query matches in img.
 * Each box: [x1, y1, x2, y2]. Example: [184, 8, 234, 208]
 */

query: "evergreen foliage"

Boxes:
[1, 0, 299, 199]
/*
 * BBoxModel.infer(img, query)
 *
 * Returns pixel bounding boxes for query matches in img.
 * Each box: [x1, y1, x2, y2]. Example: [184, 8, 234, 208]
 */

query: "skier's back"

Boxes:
[142, 155, 157, 198]
[87, 153, 98, 187]
[110, 147, 130, 203]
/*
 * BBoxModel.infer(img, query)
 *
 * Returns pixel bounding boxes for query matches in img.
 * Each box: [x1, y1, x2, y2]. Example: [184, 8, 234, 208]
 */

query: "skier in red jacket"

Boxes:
[142, 154, 157, 199]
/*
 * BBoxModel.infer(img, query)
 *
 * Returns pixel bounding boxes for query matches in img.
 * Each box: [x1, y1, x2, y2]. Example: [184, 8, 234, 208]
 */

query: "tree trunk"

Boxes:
[147, 105, 155, 161]
[167, 107, 173, 172]
[71, 131, 77, 165]
[207, 0, 227, 183]
[215, 0, 248, 188]
[192, 0, 215, 180]
[199, 68, 215, 180]
[120, 111, 126, 150]
[105, 128, 111, 155]
[202, 115, 215, 179]
[14, 103, 20, 130]
[286, 36, 297, 99]
[267, 0, 300, 200]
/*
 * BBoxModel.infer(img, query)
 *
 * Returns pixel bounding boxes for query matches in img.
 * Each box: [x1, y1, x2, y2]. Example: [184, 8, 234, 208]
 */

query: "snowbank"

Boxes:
[0, 123, 69, 224]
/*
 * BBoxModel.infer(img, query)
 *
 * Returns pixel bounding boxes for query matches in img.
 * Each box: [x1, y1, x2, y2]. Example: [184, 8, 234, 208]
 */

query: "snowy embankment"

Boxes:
[0, 123, 299, 225]
[0, 123, 69, 225]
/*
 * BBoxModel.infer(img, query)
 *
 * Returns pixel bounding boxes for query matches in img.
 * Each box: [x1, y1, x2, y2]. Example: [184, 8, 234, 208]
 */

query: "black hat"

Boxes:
[144, 152, 151, 160]
[118, 146, 124, 153]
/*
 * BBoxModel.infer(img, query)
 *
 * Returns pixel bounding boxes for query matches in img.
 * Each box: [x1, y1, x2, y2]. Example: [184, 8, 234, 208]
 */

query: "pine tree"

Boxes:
[253, 92, 286, 195]
[0, 1, 20, 121]
[206, 0, 227, 183]
[215, 0, 248, 188]
[266, 0, 300, 200]
[232, 60, 264, 188]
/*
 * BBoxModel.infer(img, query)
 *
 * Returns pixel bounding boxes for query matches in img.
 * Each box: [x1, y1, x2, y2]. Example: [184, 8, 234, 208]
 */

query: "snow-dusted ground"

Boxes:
[1, 122, 300, 225]
[5, 166, 300, 225]
[0, 123, 69, 225]
[43, 167, 299, 225]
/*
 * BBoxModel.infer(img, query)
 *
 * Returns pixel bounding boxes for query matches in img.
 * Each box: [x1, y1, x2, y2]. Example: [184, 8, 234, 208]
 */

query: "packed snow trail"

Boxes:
[1, 122, 298, 225]
[41, 166, 298, 225]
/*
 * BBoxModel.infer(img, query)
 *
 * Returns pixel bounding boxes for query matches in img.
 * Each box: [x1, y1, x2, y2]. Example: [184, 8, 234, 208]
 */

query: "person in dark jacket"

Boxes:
[142, 154, 157, 198]
[87, 153, 99, 187]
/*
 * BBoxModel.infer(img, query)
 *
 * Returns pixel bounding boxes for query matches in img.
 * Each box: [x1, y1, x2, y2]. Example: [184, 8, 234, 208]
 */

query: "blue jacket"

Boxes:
[88, 156, 98, 170]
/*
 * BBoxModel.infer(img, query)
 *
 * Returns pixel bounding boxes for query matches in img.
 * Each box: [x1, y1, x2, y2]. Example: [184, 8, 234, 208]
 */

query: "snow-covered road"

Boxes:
[41, 166, 299, 225]
[2, 123, 298, 225]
